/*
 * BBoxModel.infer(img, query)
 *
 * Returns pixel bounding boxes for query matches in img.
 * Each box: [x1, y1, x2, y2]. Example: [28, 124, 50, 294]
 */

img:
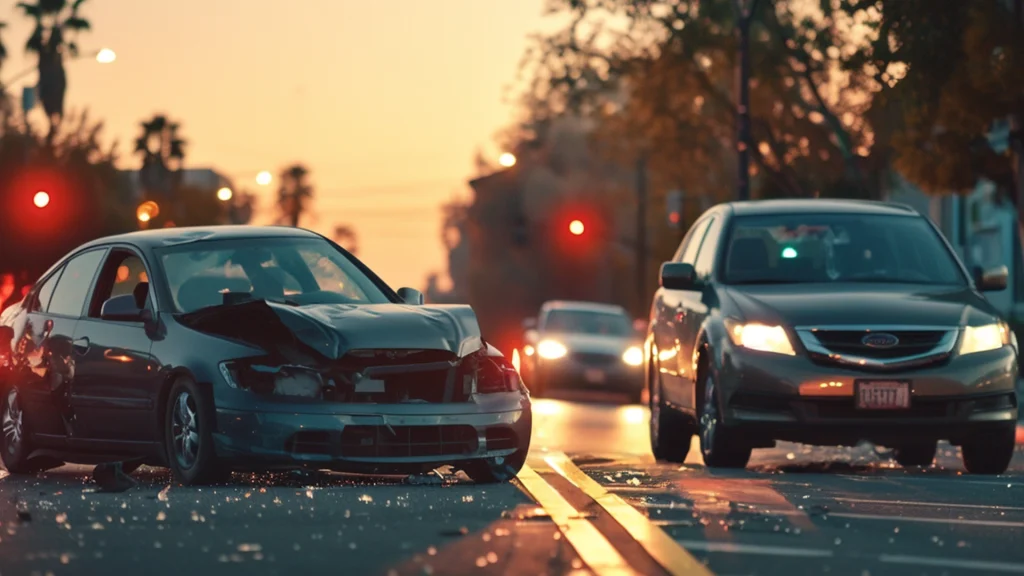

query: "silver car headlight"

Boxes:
[724, 319, 796, 356]
[622, 346, 643, 366]
[537, 339, 568, 360]
[959, 322, 1011, 356]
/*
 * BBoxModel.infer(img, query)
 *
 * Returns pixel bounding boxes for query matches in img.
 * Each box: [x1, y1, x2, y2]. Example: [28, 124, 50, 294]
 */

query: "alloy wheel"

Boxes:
[699, 376, 717, 458]
[2, 389, 23, 455]
[171, 392, 200, 468]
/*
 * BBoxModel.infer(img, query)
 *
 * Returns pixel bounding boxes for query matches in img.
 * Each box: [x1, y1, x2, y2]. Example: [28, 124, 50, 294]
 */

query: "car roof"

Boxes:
[78, 225, 322, 251]
[541, 300, 628, 315]
[725, 199, 918, 217]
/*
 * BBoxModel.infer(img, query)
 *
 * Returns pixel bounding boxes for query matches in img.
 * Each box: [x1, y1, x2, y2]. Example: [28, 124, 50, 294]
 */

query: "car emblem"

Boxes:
[861, 332, 899, 348]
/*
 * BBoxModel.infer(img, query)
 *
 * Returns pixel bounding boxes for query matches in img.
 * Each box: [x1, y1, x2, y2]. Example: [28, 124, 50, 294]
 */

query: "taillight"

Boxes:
[476, 355, 520, 394]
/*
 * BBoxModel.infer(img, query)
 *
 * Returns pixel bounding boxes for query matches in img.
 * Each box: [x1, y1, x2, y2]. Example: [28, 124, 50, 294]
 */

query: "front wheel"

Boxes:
[463, 450, 527, 483]
[164, 378, 230, 485]
[961, 425, 1016, 475]
[649, 362, 691, 463]
[699, 373, 751, 469]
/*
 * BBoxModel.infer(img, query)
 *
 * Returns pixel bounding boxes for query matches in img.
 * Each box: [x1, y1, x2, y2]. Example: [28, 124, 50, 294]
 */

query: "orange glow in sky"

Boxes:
[2, 0, 553, 291]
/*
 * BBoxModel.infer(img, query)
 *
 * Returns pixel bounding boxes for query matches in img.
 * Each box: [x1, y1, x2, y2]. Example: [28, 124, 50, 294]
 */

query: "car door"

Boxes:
[678, 216, 724, 409]
[652, 217, 712, 406]
[29, 248, 108, 439]
[69, 248, 161, 443]
[12, 263, 70, 439]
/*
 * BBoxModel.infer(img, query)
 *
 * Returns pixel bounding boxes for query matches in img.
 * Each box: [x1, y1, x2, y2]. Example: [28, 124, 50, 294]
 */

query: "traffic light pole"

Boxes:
[734, 0, 760, 202]
[636, 155, 648, 317]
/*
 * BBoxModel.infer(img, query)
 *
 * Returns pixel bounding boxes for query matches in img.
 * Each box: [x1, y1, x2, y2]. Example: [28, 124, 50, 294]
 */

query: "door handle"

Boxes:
[72, 337, 89, 354]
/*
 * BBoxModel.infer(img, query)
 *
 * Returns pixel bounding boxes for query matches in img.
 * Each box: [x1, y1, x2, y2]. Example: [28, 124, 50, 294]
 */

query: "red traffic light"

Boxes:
[569, 219, 585, 236]
[33, 191, 50, 208]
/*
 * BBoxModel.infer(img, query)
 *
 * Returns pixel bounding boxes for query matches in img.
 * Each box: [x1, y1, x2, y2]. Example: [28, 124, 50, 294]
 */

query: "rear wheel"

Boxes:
[164, 378, 230, 485]
[894, 441, 937, 467]
[699, 373, 751, 469]
[463, 450, 527, 483]
[649, 360, 691, 463]
[1, 387, 63, 474]
[961, 425, 1016, 475]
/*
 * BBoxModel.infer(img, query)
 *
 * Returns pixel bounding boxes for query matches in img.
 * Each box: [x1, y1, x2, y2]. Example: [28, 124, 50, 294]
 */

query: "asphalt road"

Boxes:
[1, 392, 1023, 575]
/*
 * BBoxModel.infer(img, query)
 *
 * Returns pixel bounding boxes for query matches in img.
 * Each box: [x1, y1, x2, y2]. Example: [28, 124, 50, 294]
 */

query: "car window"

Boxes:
[544, 309, 633, 336]
[157, 237, 391, 313]
[693, 217, 723, 280]
[87, 251, 153, 318]
[28, 267, 64, 313]
[48, 250, 106, 317]
[721, 213, 966, 285]
[677, 218, 712, 265]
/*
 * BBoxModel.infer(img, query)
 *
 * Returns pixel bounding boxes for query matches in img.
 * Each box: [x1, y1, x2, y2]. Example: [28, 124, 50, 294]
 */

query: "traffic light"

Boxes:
[666, 190, 683, 229]
[33, 191, 50, 208]
[569, 219, 585, 236]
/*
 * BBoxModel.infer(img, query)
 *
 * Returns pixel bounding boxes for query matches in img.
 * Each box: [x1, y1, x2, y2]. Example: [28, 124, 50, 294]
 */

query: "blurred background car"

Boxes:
[520, 300, 644, 403]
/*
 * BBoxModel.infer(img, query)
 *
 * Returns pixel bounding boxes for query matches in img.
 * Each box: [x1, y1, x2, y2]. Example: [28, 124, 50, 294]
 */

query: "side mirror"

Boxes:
[522, 317, 537, 330]
[976, 265, 1008, 292]
[397, 287, 424, 305]
[660, 262, 697, 291]
[100, 294, 150, 322]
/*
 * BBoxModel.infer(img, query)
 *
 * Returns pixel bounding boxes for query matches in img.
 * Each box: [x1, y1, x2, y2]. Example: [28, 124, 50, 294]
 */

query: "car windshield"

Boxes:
[544, 309, 634, 336]
[721, 213, 967, 286]
[156, 237, 392, 313]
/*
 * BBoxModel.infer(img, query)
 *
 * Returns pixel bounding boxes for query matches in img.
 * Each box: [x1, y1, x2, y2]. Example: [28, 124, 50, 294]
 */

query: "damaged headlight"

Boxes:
[219, 361, 325, 399]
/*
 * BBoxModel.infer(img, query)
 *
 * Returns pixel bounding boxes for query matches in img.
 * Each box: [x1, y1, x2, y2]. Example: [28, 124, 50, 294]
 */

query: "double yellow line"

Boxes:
[518, 452, 712, 576]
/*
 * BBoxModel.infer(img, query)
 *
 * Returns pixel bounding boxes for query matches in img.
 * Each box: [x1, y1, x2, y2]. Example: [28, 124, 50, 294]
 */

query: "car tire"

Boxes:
[164, 377, 230, 485]
[961, 425, 1016, 475]
[894, 441, 937, 467]
[463, 449, 527, 484]
[699, 373, 751, 469]
[0, 387, 62, 474]
[649, 360, 691, 463]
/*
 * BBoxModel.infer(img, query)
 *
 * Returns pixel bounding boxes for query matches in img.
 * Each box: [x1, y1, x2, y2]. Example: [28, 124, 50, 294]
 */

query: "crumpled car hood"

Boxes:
[178, 300, 484, 363]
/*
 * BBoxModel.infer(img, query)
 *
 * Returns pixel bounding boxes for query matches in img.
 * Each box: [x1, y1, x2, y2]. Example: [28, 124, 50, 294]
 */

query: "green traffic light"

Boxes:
[781, 246, 798, 259]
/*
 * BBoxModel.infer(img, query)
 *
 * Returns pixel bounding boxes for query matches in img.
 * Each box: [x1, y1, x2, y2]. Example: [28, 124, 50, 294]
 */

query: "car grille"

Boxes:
[811, 330, 949, 360]
[338, 425, 478, 458]
[571, 352, 618, 367]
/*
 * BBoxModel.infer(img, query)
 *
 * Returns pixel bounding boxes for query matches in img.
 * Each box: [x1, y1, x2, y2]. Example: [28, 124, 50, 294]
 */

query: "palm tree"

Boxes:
[134, 114, 185, 198]
[17, 0, 91, 146]
[277, 164, 313, 228]
[333, 224, 358, 254]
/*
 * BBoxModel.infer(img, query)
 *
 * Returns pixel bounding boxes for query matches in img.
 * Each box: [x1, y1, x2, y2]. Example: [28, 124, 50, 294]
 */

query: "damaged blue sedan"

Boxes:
[0, 226, 532, 485]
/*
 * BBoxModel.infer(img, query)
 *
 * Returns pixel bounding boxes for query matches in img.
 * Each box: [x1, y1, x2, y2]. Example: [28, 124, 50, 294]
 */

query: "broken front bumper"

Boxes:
[211, 392, 532, 473]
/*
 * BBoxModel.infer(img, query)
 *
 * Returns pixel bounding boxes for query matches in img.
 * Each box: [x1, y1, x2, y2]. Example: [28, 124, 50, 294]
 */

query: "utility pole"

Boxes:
[734, 0, 761, 201]
[636, 154, 648, 317]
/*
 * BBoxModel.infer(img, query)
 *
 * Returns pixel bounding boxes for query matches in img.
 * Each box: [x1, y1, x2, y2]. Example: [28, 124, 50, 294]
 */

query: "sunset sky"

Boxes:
[1, 0, 553, 291]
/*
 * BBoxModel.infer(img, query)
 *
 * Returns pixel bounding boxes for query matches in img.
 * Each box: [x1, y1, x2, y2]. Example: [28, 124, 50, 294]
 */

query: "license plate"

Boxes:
[584, 369, 606, 384]
[856, 380, 910, 409]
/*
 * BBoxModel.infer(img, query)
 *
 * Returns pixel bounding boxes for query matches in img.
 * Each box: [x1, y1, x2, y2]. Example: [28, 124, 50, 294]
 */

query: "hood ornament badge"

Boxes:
[861, 332, 899, 348]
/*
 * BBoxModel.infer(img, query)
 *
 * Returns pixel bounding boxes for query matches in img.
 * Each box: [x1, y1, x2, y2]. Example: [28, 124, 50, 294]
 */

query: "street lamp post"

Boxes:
[734, 0, 760, 202]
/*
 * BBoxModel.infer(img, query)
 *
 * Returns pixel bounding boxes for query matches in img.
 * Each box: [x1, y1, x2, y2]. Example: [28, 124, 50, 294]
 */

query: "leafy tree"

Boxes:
[516, 0, 884, 208]
[277, 164, 314, 228]
[17, 0, 92, 146]
[0, 108, 134, 280]
[845, 0, 1024, 204]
